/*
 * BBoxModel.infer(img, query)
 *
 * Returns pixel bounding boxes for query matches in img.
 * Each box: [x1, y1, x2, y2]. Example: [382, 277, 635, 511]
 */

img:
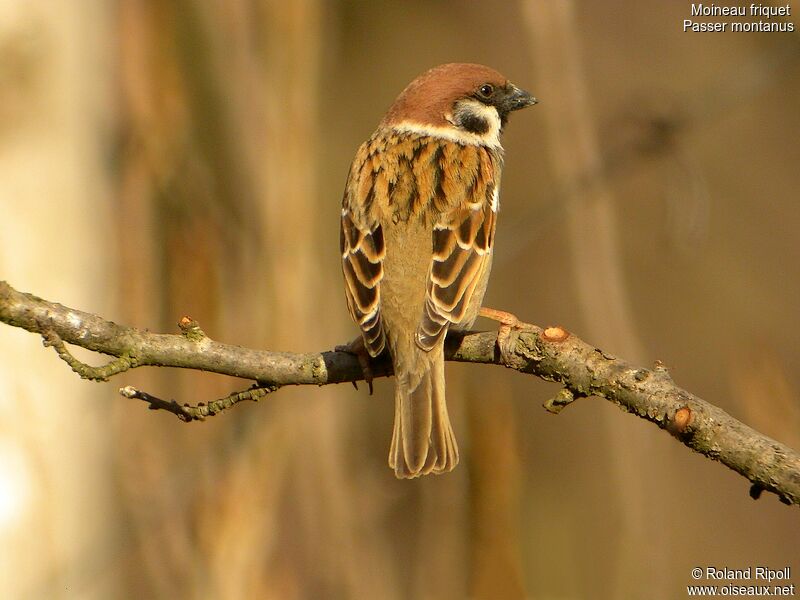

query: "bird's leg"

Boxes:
[478, 307, 535, 365]
[335, 336, 375, 394]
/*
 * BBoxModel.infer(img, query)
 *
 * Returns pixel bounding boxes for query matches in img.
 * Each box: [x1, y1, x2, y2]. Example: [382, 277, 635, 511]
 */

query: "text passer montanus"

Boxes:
[340, 63, 537, 478]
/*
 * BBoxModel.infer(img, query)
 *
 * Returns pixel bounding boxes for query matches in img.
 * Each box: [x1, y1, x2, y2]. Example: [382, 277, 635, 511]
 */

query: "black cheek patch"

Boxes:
[458, 113, 490, 135]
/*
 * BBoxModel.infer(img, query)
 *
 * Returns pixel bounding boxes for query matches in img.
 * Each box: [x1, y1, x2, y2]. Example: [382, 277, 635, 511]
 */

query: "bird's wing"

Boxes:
[417, 144, 500, 351]
[340, 142, 386, 357]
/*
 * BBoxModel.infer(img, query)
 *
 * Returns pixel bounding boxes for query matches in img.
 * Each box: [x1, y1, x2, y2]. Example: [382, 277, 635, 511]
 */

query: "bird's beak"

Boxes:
[498, 85, 538, 113]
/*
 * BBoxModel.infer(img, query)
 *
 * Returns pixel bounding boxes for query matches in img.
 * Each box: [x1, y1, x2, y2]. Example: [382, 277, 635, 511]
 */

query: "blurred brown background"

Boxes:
[1, 1, 798, 598]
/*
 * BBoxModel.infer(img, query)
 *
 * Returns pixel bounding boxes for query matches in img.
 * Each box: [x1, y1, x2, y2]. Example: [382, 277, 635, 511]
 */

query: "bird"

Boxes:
[339, 63, 537, 478]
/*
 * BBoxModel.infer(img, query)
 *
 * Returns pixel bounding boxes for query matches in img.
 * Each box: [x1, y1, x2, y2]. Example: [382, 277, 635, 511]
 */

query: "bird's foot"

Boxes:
[479, 307, 535, 365]
[335, 336, 375, 394]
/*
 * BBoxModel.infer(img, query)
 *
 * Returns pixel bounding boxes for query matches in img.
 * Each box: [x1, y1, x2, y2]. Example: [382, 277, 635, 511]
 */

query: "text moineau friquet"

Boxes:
[683, 3, 794, 32]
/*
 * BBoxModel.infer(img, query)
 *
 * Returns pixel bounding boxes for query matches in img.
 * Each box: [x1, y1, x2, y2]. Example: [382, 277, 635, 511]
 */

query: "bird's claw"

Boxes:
[335, 337, 375, 395]
[479, 307, 534, 365]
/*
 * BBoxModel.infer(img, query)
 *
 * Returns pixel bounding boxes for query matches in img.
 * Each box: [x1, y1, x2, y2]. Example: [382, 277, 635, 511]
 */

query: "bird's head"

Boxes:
[381, 63, 537, 148]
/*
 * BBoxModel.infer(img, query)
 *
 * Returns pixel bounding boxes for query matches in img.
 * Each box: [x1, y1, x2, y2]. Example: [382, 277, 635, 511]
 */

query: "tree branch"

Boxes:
[2, 279, 798, 506]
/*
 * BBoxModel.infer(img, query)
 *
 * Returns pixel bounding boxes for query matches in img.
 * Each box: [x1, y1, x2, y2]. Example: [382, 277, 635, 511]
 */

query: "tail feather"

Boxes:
[389, 355, 458, 478]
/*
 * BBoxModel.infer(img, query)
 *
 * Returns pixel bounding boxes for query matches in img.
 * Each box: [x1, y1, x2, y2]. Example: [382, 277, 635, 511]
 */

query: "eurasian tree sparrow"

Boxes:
[340, 63, 537, 478]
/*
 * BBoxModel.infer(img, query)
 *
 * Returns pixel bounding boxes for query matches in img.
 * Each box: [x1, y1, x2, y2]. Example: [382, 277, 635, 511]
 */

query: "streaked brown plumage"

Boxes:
[340, 63, 536, 478]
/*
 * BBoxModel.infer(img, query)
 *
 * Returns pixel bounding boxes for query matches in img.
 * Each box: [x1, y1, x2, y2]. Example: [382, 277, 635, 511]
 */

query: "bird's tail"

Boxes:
[389, 353, 459, 478]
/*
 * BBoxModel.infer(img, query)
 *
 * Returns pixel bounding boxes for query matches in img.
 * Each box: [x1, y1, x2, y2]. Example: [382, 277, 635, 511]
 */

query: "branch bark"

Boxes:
[2, 279, 799, 506]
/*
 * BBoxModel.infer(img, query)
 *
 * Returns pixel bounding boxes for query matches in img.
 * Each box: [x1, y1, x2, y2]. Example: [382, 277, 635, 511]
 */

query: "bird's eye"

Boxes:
[478, 84, 494, 98]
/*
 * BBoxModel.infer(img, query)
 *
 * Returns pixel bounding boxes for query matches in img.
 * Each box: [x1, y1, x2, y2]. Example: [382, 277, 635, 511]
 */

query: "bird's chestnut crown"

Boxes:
[381, 63, 537, 147]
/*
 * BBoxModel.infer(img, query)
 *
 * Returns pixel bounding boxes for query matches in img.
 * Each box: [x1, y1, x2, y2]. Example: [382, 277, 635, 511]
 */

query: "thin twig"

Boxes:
[2, 279, 799, 506]
[42, 329, 135, 381]
[119, 383, 279, 421]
